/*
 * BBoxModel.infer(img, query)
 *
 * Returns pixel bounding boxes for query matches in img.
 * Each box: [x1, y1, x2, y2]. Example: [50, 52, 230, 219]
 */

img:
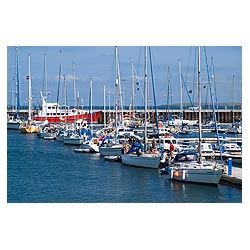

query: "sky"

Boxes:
[7, 46, 242, 108]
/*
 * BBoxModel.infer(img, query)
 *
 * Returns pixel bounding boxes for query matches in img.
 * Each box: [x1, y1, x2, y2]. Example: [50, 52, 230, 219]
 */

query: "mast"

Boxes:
[42, 52, 48, 119]
[108, 87, 111, 124]
[72, 61, 76, 108]
[149, 46, 159, 139]
[197, 46, 202, 163]
[232, 75, 235, 123]
[15, 47, 20, 118]
[115, 46, 119, 137]
[90, 77, 93, 132]
[104, 85, 106, 128]
[77, 91, 80, 113]
[27, 53, 32, 121]
[131, 62, 135, 114]
[178, 59, 183, 120]
[56, 50, 63, 114]
[167, 66, 171, 122]
[42, 53, 48, 99]
[63, 75, 67, 123]
[144, 46, 148, 152]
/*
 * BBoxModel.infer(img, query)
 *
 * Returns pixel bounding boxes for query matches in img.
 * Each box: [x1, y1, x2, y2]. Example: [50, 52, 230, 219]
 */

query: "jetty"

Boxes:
[220, 166, 242, 187]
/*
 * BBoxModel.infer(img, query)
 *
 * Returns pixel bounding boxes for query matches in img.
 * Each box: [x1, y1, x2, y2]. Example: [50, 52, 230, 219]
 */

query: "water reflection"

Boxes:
[166, 177, 222, 203]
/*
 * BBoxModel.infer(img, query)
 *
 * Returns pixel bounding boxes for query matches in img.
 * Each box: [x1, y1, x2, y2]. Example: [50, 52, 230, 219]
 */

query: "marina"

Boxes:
[7, 45, 242, 202]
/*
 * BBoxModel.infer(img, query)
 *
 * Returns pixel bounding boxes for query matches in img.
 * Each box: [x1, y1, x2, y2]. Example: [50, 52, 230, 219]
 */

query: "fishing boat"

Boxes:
[32, 99, 101, 124]
[166, 47, 223, 184]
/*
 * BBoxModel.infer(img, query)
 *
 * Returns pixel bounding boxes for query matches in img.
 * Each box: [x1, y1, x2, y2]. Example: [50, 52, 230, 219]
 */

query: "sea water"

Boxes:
[7, 130, 242, 203]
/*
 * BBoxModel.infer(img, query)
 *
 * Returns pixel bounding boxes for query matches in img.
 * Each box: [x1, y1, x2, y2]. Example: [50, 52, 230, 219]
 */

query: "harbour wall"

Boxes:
[8, 109, 242, 124]
[98, 109, 242, 124]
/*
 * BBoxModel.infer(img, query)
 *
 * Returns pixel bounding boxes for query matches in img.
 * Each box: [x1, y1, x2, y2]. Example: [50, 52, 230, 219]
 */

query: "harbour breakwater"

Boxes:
[8, 108, 242, 124]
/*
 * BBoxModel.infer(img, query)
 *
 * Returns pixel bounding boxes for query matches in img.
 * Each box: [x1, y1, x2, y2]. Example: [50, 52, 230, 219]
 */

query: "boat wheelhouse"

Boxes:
[33, 100, 101, 124]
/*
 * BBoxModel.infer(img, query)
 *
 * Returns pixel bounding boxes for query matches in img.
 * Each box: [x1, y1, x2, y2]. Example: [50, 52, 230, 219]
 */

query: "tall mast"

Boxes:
[56, 50, 63, 111]
[63, 75, 67, 124]
[43, 53, 48, 99]
[27, 53, 32, 121]
[144, 46, 148, 152]
[167, 66, 171, 122]
[90, 77, 93, 132]
[131, 62, 135, 114]
[178, 59, 183, 119]
[197, 46, 202, 163]
[115, 46, 119, 136]
[42, 52, 48, 119]
[232, 75, 235, 123]
[72, 61, 76, 108]
[15, 47, 20, 118]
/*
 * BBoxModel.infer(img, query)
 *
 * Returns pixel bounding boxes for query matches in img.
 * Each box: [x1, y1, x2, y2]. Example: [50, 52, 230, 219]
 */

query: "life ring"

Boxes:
[173, 171, 180, 177]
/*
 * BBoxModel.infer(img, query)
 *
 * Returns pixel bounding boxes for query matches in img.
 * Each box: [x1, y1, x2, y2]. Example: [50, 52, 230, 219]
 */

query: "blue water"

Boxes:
[7, 130, 242, 203]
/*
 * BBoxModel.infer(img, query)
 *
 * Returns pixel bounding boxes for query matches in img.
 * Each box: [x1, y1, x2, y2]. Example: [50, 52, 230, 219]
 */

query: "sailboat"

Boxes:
[19, 53, 39, 133]
[121, 46, 161, 169]
[166, 47, 224, 184]
[7, 47, 22, 130]
[78, 78, 100, 153]
[99, 47, 124, 157]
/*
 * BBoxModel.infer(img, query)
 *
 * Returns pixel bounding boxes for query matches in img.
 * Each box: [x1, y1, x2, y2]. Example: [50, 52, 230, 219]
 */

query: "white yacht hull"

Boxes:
[168, 167, 223, 184]
[122, 153, 160, 169]
[64, 137, 84, 145]
[99, 145, 123, 157]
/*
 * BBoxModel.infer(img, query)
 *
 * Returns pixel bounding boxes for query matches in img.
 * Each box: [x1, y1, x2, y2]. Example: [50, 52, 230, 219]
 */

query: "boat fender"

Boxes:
[182, 170, 186, 180]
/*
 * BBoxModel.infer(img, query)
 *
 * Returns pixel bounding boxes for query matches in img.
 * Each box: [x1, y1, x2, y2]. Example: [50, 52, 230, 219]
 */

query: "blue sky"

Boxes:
[7, 46, 242, 108]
